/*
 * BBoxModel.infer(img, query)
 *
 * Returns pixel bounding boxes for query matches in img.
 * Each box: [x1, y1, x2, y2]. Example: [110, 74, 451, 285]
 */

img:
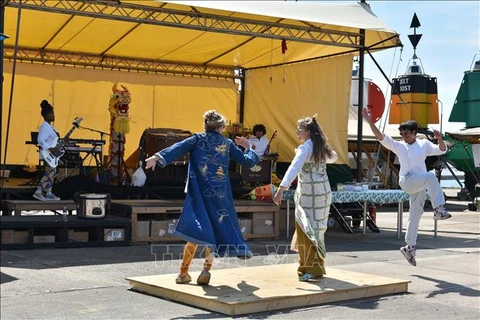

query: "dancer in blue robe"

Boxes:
[145, 110, 259, 285]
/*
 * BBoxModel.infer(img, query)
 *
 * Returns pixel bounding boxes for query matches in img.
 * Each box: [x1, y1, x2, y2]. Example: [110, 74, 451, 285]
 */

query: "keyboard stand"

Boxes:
[83, 145, 105, 183]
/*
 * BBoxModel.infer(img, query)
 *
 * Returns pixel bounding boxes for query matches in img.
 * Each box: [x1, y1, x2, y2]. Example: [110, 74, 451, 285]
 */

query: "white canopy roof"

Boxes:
[167, 1, 397, 32]
[4, 0, 401, 75]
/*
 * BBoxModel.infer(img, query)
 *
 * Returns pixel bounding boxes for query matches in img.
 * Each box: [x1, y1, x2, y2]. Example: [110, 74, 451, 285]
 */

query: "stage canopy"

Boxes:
[2, 0, 401, 165]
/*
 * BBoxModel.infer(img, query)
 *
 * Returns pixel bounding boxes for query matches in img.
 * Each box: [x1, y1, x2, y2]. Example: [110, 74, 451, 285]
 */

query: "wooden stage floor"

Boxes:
[127, 263, 410, 316]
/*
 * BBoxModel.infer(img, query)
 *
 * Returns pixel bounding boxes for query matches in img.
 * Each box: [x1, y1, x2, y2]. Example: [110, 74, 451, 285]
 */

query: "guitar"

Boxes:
[41, 117, 83, 168]
[264, 130, 278, 156]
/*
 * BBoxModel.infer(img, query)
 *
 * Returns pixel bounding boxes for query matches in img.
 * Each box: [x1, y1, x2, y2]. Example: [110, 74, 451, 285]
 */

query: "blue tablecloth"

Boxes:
[283, 189, 409, 204]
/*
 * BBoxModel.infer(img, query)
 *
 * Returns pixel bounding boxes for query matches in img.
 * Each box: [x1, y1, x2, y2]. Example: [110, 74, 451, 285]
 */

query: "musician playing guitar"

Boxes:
[248, 124, 269, 158]
[33, 100, 82, 201]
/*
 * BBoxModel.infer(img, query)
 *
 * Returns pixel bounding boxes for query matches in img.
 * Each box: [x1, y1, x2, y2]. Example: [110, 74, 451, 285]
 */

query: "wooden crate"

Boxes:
[252, 212, 275, 235]
[150, 219, 180, 242]
[238, 218, 253, 238]
[111, 199, 280, 243]
[0, 216, 131, 249]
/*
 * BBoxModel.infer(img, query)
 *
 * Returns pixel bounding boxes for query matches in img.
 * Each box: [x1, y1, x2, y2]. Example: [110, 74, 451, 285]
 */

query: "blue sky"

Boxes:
[364, 1, 480, 133]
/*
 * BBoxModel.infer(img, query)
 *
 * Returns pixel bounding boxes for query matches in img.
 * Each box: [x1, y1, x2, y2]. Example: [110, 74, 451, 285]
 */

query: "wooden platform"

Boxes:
[111, 199, 280, 243]
[127, 263, 410, 316]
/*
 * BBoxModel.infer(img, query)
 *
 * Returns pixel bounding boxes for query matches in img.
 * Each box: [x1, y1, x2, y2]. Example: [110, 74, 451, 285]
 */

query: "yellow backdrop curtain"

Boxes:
[2, 62, 237, 165]
[243, 54, 353, 164]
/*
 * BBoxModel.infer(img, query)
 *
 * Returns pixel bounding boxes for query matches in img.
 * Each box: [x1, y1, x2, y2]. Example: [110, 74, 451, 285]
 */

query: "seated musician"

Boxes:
[33, 100, 61, 201]
[248, 124, 269, 158]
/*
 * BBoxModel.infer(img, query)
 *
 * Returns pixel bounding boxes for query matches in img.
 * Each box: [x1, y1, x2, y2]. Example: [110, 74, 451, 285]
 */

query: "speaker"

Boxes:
[74, 192, 110, 219]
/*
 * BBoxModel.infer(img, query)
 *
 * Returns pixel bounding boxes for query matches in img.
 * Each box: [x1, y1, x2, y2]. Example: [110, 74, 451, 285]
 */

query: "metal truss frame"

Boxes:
[4, 0, 373, 77]
[7, 0, 362, 48]
[3, 45, 238, 79]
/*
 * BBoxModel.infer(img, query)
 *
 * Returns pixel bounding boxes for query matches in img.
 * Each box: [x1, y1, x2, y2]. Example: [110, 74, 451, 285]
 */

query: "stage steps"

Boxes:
[1, 200, 77, 216]
[127, 263, 410, 316]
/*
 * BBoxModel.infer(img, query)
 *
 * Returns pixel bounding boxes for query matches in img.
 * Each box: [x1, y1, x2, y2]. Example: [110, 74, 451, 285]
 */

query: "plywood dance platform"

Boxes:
[127, 263, 409, 316]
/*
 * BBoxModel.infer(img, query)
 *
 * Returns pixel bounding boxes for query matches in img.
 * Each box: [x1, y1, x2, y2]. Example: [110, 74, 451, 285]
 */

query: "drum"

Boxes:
[140, 128, 192, 186]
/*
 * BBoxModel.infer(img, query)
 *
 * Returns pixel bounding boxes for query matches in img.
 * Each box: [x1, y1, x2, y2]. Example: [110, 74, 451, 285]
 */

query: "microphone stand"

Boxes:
[78, 125, 110, 137]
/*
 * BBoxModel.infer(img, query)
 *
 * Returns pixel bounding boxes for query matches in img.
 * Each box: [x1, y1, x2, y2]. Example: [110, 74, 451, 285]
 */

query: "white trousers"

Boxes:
[399, 172, 445, 246]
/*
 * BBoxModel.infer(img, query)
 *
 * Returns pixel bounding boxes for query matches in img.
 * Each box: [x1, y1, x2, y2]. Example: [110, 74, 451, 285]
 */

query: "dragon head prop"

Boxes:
[109, 83, 131, 134]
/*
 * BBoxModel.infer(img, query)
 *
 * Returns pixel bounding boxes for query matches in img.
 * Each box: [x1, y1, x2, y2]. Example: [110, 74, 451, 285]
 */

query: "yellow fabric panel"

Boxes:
[159, 28, 251, 63]
[2, 62, 237, 165]
[232, 39, 343, 68]
[50, 17, 136, 54]
[4, 8, 69, 48]
[108, 25, 225, 61]
[365, 29, 400, 50]
[243, 54, 353, 165]
[152, 86, 237, 133]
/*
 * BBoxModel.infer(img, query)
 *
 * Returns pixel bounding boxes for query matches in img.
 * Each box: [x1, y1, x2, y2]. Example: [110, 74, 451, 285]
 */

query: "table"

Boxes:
[283, 189, 411, 239]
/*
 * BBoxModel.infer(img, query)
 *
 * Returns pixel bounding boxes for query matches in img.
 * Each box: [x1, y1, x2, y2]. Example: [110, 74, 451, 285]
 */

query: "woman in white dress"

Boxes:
[273, 115, 338, 281]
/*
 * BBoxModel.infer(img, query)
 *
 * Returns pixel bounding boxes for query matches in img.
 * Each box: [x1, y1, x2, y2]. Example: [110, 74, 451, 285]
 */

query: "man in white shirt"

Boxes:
[248, 124, 269, 158]
[33, 100, 61, 201]
[362, 108, 451, 267]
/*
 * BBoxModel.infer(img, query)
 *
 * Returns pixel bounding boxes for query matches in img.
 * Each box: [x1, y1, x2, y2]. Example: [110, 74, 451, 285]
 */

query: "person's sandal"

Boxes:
[196, 269, 211, 285]
[175, 273, 192, 284]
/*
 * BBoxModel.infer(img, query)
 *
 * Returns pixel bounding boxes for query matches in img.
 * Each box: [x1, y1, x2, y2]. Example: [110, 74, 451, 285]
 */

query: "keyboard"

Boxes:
[68, 139, 106, 145]
[64, 146, 102, 154]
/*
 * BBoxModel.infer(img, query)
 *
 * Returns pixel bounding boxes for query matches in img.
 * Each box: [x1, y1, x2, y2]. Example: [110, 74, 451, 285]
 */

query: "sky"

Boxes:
[362, 1, 480, 133]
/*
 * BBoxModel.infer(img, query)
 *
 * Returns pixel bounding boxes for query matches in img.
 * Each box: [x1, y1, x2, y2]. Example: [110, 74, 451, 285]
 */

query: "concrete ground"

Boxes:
[1, 192, 479, 320]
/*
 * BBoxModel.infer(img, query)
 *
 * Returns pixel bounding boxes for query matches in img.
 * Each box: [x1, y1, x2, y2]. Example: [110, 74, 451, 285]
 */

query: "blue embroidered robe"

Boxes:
[156, 131, 259, 257]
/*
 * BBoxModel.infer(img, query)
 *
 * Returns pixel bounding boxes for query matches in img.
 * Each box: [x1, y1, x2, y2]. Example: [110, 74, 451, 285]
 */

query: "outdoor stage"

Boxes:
[0, 177, 282, 249]
[127, 263, 410, 316]
[0, 175, 249, 201]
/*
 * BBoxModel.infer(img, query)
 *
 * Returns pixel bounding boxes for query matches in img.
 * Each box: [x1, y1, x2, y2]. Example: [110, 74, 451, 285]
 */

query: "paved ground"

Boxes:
[1, 194, 479, 320]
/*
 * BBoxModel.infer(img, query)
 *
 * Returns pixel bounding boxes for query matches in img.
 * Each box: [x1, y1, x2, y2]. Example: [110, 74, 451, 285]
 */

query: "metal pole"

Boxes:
[238, 68, 246, 124]
[356, 27, 365, 182]
[0, 3, 7, 194]
[438, 99, 443, 133]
